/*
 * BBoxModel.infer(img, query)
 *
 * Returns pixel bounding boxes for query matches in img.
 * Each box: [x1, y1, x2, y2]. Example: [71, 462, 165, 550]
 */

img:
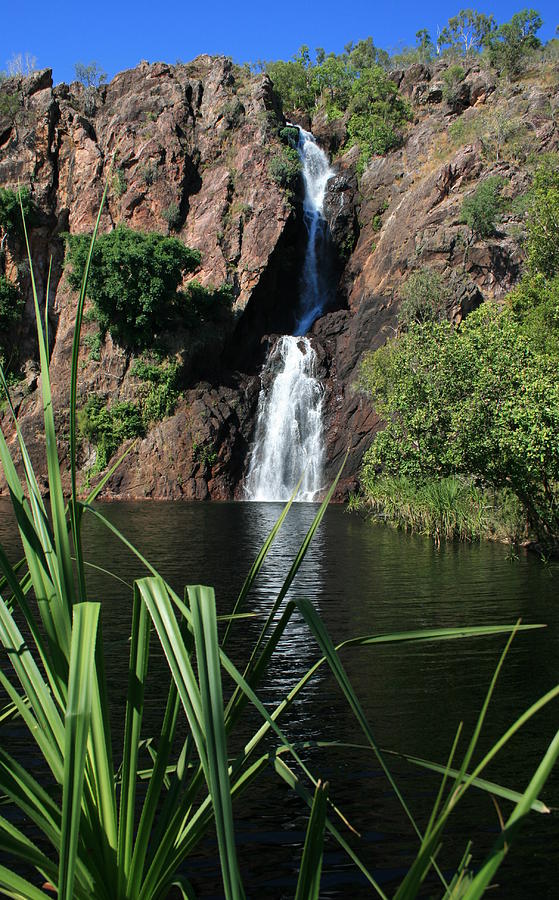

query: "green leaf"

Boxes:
[295, 780, 328, 900]
[59, 602, 100, 900]
[188, 584, 244, 900]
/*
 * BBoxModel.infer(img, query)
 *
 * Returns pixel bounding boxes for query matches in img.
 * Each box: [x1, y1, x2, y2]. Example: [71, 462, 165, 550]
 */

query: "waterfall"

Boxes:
[295, 127, 335, 335]
[245, 128, 333, 502]
[244, 336, 324, 501]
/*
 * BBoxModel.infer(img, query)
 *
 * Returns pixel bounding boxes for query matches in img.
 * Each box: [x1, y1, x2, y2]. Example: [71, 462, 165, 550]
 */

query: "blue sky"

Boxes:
[3, 1, 558, 85]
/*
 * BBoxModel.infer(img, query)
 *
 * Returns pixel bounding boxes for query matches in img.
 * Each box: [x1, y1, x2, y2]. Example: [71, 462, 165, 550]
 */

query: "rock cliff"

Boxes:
[0, 56, 557, 499]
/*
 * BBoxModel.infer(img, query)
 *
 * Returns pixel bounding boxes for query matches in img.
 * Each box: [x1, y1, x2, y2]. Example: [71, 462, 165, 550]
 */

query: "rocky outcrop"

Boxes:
[0, 59, 296, 499]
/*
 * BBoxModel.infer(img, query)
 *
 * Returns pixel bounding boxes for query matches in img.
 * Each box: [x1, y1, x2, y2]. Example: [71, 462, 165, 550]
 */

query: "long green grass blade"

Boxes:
[20, 199, 75, 616]
[462, 728, 559, 898]
[0, 865, 58, 900]
[295, 780, 328, 900]
[69, 184, 108, 602]
[189, 584, 244, 900]
[387, 749, 550, 814]
[128, 677, 181, 896]
[118, 585, 150, 892]
[59, 602, 100, 900]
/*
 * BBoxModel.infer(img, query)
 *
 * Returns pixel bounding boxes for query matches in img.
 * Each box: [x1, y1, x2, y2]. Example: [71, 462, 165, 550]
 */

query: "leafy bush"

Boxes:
[184, 279, 234, 325]
[0, 89, 21, 123]
[268, 146, 301, 191]
[131, 358, 181, 426]
[359, 304, 559, 542]
[0, 185, 34, 240]
[279, 125, 299, 147]
[161, 202, 181, 231]
[442, 64, 466, 104]
[78, 394, 144, 471]
[461, 176, 504, 238]
[507, 156, 559, 355]
[524, 154, 559, 278]
[0, 275, 23, 367]
[65, 225, 201, 350]
[346, 66, 411, 168]
[398, 268, 450, 327]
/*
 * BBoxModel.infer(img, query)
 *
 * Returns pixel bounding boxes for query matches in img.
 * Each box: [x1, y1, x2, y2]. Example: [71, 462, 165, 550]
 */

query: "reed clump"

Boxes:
[357, 474, 525, 545]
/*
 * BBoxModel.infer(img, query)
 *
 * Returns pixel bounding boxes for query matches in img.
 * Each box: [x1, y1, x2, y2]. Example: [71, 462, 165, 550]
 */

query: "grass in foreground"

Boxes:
[0, 196, 557, 898]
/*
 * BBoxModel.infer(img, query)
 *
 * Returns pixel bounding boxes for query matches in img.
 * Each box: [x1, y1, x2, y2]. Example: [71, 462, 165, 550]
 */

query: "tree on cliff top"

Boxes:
[74, 61, 107, 89]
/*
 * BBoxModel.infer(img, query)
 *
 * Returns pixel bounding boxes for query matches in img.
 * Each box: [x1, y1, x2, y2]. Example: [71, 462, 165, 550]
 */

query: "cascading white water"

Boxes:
[295, 127, 335, 335]
[245, 128, 333, 502]
[244, 336, 324, 501]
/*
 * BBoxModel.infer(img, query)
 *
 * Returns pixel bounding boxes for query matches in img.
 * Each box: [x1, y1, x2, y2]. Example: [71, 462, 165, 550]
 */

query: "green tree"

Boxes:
[415, 29, 435, 63]
[265, 46, 316, 112]
[74, 61, 107, 88]
[65, 226, 201, 350]
[507, 155, 559, 355]
[359, 304, 559, 540]
[0, 275, 23, 368]
[485, 9, 543, 76]
[346, 66, 411, 167]
[461, 176, 504, 239]
[438, 9, 496, 55]
[0, 186, 34, 251]
[398, 268, 450, 327]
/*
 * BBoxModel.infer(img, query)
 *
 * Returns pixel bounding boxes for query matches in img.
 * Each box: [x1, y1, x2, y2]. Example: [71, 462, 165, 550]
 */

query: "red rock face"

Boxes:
[1, 58, 557, 501]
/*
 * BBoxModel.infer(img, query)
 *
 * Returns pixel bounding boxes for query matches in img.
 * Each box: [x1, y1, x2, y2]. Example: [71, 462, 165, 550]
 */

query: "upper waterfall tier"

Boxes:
[294, 128, 335, 336]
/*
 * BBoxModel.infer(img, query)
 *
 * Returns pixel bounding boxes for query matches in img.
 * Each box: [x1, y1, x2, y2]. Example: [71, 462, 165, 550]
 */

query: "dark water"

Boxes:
[1, 499, 559, 897]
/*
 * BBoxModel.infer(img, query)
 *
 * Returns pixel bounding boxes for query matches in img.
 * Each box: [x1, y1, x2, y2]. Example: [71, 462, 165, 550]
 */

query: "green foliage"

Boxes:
[268, 146, 301, 192]
[461, 176, 504, 238]
[346, 66, 411, 168]
[78, 395, 144, 471]
[112, 167, 127, 198]
[485, 9, 543, 76]
[64, 225, 201, 350]
[438, 9, 496, 55]
[359, 304, 559, 541]
[279, 125, 299, 147]
[131, 357, 181, 426]
[264, 45, 316, 112]
[359, 473, 524, 543]
[0, 275, 23, 367]
[524, 154, 559, 277]
[442, 64, 466, 104]
[0, 186, 34, 238]
[415, 29, 435, 63]
[507, 156, 559, 355]
[399, 268, 450, 327]
[183, 279, 234, 326]
[161, 202, 181, 231]
[74, 61, 107, 88]
[0, 89, 21, 122]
